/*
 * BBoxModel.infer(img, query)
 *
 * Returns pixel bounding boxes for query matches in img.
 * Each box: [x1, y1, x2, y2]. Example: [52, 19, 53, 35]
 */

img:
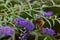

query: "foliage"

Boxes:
[0, 0, 60, 40]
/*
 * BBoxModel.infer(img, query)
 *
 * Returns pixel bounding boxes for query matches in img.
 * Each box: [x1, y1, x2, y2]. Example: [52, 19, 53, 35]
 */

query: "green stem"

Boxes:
[50, 0, 55, 6]
[35, 34, 38, 40]
[26, 0, 32, 10]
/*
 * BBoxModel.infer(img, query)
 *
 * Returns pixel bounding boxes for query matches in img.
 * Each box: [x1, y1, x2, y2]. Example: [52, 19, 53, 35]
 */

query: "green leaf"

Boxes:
[31, 30, 42, 36]
[47, 36, 53, 40]
[44, 37, 47, 40]
[44, 35, 53, 40]
[55, 19, 60, 24]
[4, 16, 7, 22]
[58, 18, 60, 19]
[51, 19, 55, 26]
[20, 12, 31, 19]
[8, 16, 13, 22]
[5, 0, 10, 5]
[54, 15, 57, 19]
[42, 17, 52, 28]
[23, 11, 33, 18]
[0, 21, 2, 26]
[0, 4, 5, 9]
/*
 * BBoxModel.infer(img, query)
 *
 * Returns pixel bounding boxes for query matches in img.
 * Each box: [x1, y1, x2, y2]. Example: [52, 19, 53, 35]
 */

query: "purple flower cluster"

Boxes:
[19, 31, 30, 40]
[14, 17, 34, 30]
[42, 27, 55, 35]
[44, 11, 53, 17]
[0, 26, 14, 36]
[19, 33, 27, 40]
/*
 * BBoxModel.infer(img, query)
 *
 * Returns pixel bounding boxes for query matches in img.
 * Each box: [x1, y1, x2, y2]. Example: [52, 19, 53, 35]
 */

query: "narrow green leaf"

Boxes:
[51, 19, 55, 26]
[0, 21, 2, 26]
[58, 18, 60, 19]
[44, 37, 47, 40]
[24, 11, 33, 18]
[54, 15, 57, 19]
[42, 17, 52, 28]
[5, 0, 10, 5]
[55, 19, 60, 24]
[48, 36, 53, 40]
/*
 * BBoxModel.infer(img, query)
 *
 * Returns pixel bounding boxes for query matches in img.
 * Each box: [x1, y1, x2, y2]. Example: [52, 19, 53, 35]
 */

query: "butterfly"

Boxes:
[36, 18, 45, 30]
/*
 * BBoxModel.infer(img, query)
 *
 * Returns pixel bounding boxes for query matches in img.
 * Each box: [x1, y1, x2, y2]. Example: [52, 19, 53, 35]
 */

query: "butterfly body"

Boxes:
[36, 18, 45, 30]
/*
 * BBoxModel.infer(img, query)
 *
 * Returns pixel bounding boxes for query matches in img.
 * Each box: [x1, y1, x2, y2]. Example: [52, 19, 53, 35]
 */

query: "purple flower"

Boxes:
[0, 26, 14, 36]
[14, 17, 34, 30]
[19, 33, 27, 40]
[14, 17, 26, 27]
[24, 21, 34, 30]
[0, 29, 3, 37]
[19, 31, 27, 40]
[44, 11, 53, 17]
[42, 27, 55, 35]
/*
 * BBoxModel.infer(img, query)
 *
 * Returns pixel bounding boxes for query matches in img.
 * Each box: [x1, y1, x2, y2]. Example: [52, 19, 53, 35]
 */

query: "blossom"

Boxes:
[44, 11, 53, 17]
[42, 27, 55, 35]
[19, 33, 27, 40]
[24, 21, 34, 30]
[0, 26, 14, 36]
[14, 17, 26, 27]
[19, 31, 27, 40]
[14, 17, 34, 30]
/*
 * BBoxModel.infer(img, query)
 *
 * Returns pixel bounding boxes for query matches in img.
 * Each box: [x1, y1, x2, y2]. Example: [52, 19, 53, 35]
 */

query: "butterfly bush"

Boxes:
[19, 30, 31, 40]
[42, 27, 55, 35]
[19, 33, 27, 40]
[14, 17, 34, 30]
[0, 26, 14, 36]
[44, 11, 53, 17]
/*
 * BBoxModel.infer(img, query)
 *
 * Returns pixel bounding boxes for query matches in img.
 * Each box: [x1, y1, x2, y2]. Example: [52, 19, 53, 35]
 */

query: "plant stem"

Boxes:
[35, 34, 38, 40]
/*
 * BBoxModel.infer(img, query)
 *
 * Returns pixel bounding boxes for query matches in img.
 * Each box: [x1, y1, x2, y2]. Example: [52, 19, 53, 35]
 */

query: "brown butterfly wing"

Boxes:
[36, 18, 45, 30]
